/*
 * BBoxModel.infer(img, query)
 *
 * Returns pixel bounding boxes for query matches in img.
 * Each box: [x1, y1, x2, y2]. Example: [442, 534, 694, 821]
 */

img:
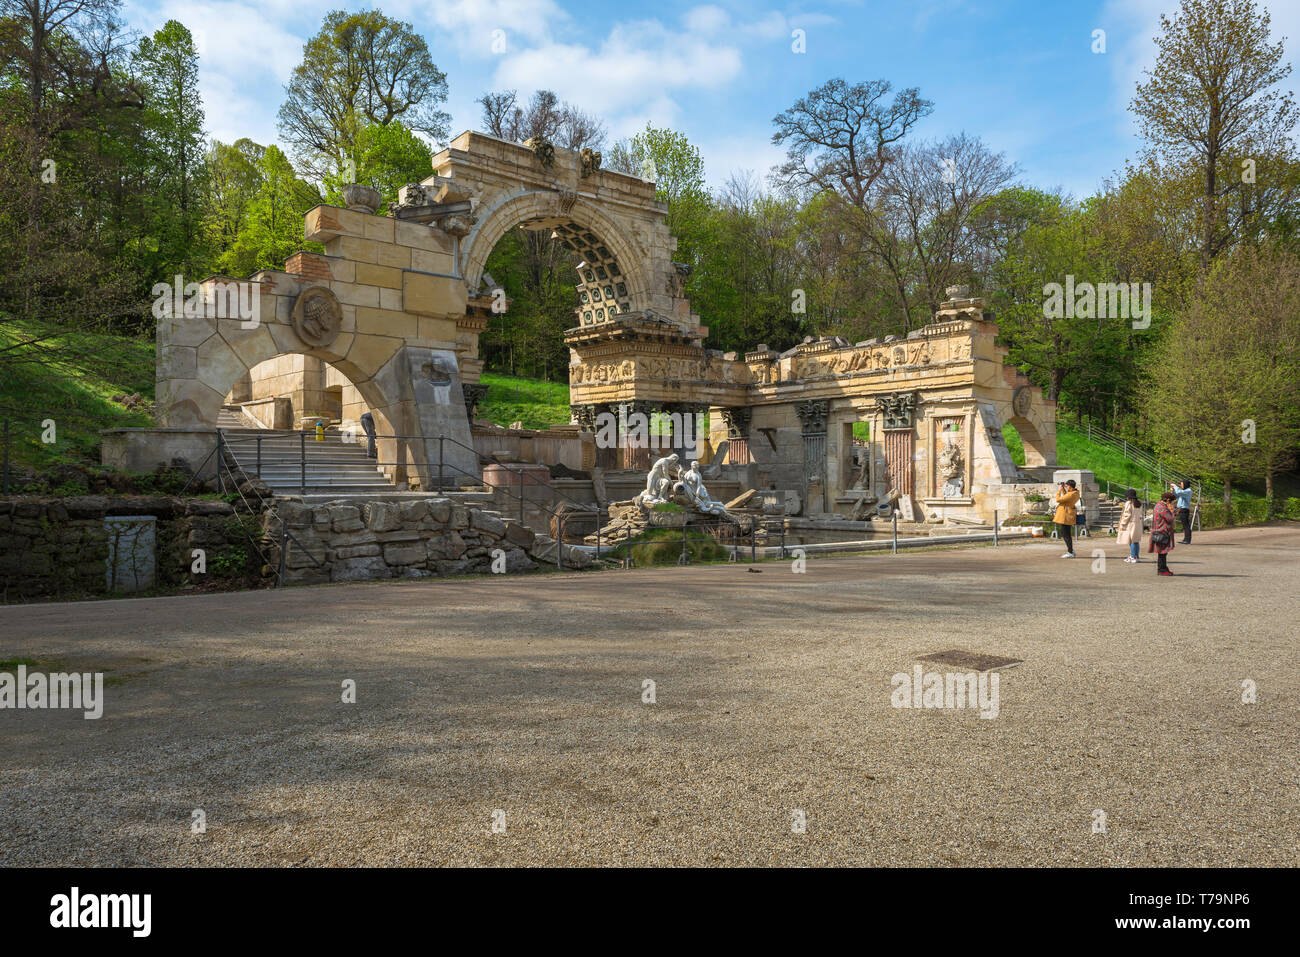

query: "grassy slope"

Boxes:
[0, 316, 155, 469]
[478, 372, 572, 430]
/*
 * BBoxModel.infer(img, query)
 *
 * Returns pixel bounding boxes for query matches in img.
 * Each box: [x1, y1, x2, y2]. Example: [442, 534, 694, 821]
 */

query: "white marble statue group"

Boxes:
[636, 453, 728, 517]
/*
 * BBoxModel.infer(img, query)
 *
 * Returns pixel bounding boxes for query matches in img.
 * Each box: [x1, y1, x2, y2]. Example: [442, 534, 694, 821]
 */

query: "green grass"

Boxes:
[478, 372, 572, 430]
[0, 315, 155, 469]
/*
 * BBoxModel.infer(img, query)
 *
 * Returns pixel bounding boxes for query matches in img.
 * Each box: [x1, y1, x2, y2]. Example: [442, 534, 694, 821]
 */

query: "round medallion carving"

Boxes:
[291, 286, 342, 348]
[1012, 386, 1032, 418]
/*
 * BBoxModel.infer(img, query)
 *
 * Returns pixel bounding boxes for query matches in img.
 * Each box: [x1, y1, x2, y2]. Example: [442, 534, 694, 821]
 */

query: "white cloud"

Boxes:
[490, 13, 745, 124]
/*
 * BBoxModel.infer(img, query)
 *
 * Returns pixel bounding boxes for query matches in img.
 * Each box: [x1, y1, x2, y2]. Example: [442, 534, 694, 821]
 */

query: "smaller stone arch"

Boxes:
[155, 275, 477, 486]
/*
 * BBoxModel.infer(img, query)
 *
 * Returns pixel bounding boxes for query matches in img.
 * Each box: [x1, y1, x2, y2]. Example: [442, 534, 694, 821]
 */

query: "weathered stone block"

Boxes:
[330, 505, 364, 532]
[383, 543, 425, 566]
[364, 501, 401, 532]
[434, 559, 470, 576]
[333, 543, 380, 559]
[471, 510, 507, 537]
[331, 556, 390, 581]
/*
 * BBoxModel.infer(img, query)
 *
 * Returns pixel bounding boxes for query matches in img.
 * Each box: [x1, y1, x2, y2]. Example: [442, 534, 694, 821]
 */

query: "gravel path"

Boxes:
[2, 525, 1296, 866]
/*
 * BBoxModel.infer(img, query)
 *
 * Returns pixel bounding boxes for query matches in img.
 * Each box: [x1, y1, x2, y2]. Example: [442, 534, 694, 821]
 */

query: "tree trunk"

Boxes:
[1264, 469, 1275, 520]
[1222, 477, 1233, 526]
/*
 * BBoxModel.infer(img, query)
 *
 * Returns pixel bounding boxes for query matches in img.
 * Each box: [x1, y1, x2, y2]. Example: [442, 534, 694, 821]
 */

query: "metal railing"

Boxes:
[1084, 421, 1218, 498]
[217, 425, 597, 515]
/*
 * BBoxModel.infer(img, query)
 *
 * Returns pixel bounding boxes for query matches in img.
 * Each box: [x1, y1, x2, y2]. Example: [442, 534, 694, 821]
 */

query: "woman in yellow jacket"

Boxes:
[1053, 479, 1080, 558]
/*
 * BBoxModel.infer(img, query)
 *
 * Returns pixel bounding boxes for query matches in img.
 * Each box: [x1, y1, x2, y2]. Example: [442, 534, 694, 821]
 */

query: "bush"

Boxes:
[615, 527, 729, 565]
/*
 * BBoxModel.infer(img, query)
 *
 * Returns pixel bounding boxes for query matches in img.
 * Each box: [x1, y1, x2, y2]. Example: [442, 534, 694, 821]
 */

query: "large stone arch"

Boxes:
[459, 190, 655, 317]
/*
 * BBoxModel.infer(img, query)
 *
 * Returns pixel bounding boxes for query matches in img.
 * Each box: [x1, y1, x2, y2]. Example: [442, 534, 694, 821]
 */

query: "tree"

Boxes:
[133, 19, 206, 274]
[218, 146, 321, 277]
[863, 133, 1018, 328]
[476, 89, 605, 150]
[278, 9, 449, 180]
[205, 138, 265, 267]
[1142, 243, 1300, 519]
[1132, 0, 1298, 276]
[770, 77, 932, 209]
[322, 120, 430, 207]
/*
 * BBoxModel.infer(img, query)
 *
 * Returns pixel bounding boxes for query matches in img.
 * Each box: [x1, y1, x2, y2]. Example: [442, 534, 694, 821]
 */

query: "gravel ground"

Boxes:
[1, 525, 1296, 867]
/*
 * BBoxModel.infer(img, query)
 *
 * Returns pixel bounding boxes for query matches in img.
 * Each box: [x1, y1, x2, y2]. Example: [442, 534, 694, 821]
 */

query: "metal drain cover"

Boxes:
[917, 649, 1023, 671]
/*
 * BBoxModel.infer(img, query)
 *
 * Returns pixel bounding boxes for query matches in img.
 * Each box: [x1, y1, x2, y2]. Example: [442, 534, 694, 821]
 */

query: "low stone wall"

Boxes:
[264, 497, 584, 585]
[0, 495, 265, 601]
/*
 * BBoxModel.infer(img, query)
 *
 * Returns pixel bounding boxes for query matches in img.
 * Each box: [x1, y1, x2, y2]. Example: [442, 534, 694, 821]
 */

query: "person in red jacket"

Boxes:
[1149, 491, 1177, 576]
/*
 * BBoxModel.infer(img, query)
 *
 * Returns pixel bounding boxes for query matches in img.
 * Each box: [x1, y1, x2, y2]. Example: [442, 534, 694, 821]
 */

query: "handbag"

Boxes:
[1151, 530, 1171, 548]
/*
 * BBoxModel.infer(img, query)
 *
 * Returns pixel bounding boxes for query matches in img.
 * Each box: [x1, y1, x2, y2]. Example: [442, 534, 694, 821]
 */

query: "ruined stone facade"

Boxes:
[149, 130, 1056, 524]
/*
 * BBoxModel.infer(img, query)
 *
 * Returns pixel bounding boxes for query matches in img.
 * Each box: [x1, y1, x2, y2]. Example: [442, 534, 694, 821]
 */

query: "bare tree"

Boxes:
[475, 88, 606, 150]
[771, 77, 932, 209]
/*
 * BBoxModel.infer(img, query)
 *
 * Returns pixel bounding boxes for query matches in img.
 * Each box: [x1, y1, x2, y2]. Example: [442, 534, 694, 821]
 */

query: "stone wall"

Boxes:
[264, 497, 589, 585]
[0, 496, 265, 601]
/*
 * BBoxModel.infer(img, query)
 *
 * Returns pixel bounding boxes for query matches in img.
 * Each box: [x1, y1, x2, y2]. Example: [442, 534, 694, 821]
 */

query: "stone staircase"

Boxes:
[216, 407, 502, 502]
[218, 410, 395, 495]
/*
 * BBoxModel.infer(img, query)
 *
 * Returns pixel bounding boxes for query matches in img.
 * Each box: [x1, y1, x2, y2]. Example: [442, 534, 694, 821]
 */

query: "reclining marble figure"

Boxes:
[678, 460, 728, 517]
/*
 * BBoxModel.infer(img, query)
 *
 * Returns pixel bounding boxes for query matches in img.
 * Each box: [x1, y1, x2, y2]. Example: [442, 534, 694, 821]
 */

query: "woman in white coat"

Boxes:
[1115, 488, 1144, 563]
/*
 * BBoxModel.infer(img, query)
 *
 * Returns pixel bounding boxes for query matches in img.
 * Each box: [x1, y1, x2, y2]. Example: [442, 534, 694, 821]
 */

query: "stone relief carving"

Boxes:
[291, 286, 342, 348]
[721, 406, 752, 438]
[1012, 385, 1033, 418]
[937, 434, 964, 498]
[796, 340, 933, 378]
[580, 148, 602, 178]
[527, 136, 555, 168]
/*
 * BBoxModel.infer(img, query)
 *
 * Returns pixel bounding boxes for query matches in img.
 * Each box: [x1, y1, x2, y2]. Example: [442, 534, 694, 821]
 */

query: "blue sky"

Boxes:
[121, 0, 1300, 199]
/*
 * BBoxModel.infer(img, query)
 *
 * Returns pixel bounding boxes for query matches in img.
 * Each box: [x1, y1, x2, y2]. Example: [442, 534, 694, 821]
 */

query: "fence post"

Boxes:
[518, 469, 524, 522]
[993, 509, 999, 546]
[2, 420, 8, 495]
[256, 434, 262, 477]
[681, 519, 688, 565]
[557, 514, 564, 571]
[299, 431, 306, 494]
[216, 430, 225, 494]
[438, 436, 444, 492]
[278, 523, 288, 586]
[892, 513, 898, 554]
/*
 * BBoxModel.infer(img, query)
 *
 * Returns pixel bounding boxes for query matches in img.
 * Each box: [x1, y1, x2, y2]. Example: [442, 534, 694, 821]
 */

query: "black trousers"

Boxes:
[1178, 508, 1191, 543]
[1157, 551, 1170, 573]
[1058, 523, 1074, 554]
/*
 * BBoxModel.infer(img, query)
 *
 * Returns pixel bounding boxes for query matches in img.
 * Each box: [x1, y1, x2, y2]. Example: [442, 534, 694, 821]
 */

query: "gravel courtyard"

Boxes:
[2, 525, 1296, 867]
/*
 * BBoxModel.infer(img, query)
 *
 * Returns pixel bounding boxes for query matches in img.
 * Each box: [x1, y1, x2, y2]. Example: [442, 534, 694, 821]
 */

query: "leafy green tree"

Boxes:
[133, 19, 207, 275]
[1142, 242, 1300, 518]
[1132, 0, 1298, 276]
[218, 146, 321, 277]
[278, 9, 449, 181]
[204, 138, 265, 268]
[322, 120, 430, 207]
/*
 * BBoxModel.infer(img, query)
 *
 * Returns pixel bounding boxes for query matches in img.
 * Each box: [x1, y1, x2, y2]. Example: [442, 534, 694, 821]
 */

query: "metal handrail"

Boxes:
[220, 425, 598, 512]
